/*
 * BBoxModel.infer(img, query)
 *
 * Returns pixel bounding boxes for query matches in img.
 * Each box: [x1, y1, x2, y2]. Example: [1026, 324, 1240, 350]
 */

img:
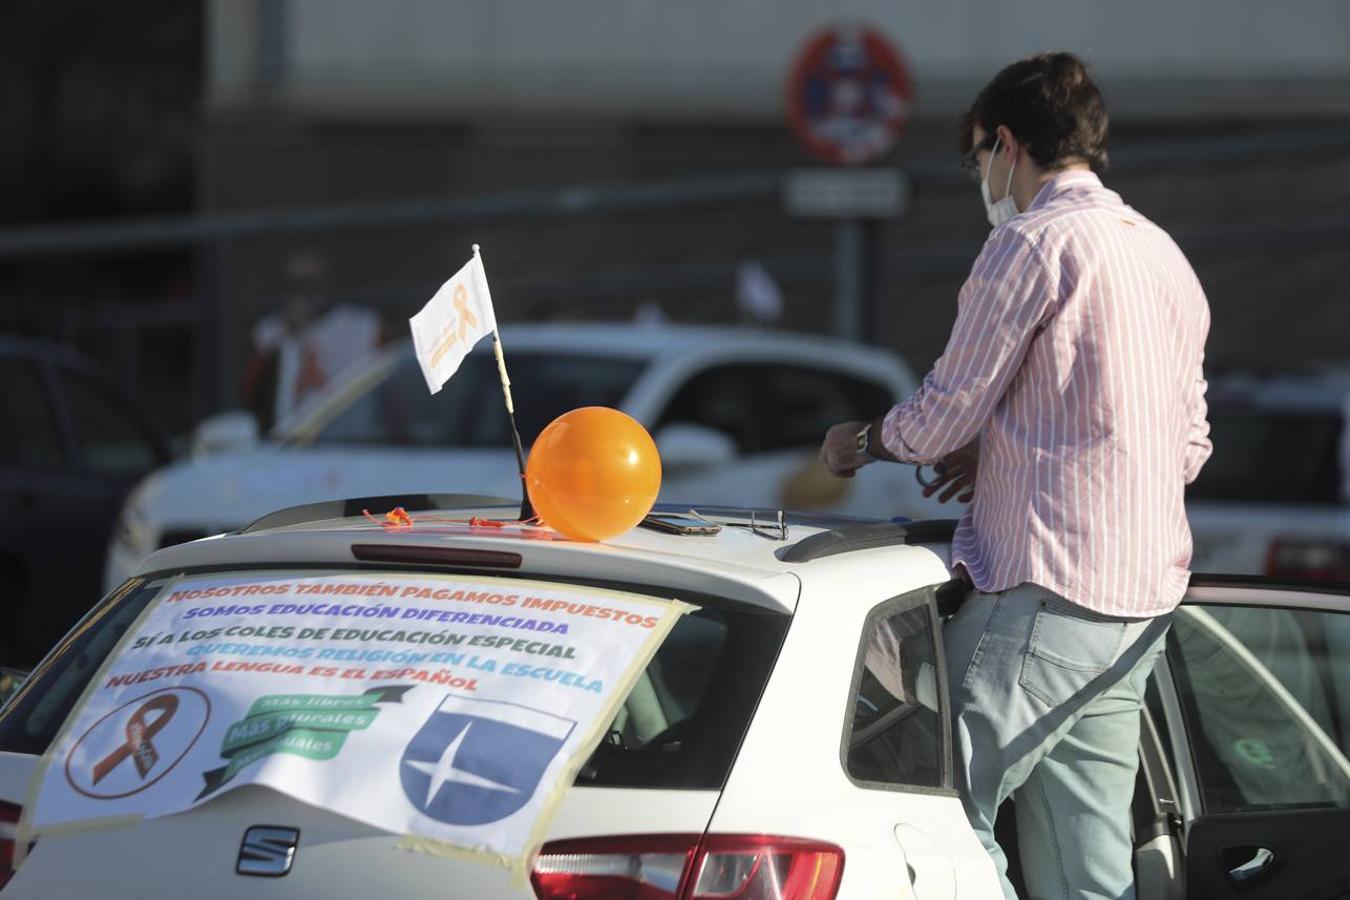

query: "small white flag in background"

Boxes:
[409, 251, 498, 394]
[735, 259, 784, 325]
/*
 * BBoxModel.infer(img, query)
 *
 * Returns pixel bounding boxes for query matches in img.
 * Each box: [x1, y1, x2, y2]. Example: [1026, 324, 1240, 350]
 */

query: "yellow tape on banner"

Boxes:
[513, 595, 692, 884]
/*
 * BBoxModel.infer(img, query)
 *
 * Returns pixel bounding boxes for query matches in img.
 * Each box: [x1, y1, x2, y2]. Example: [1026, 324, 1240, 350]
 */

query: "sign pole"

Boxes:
[784, 24, 912, 347]
[862, 219, 886, 345]
[833, 220, 863, 341]
[474, 244, 536, 522]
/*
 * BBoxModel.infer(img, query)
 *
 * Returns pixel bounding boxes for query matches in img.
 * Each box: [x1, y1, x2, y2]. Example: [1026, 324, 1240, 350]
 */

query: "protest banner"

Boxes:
[26, 572, 686, 869]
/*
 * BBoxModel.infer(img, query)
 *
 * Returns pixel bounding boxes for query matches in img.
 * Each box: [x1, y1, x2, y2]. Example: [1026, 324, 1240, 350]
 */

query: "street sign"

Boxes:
[786, 25, 914, 166]
[783, 168, 911, 220]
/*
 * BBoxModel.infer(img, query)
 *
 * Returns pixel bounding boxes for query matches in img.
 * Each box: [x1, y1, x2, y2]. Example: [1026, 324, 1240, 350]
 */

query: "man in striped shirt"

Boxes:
[822, 53, 1211, 899]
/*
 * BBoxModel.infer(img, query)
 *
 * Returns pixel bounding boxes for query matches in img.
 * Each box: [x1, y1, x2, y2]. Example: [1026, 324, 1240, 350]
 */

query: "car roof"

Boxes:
[273, 320, 917, 441]
[1208, 367, 1350, 413]
[489, 321, 912, 369]
[0, 335, 103, 372]
[132, 498, 956, 616]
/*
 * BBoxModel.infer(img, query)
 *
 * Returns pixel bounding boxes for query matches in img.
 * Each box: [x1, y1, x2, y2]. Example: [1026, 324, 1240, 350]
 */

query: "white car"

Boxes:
[1187, 368, 1350, 578]
[7, 496, 1350, 899]
[105, 323, 961, 591]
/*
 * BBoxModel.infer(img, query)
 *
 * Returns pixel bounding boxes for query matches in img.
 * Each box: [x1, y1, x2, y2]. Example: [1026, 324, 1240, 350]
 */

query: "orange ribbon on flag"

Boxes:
[452, 284, 478, 341]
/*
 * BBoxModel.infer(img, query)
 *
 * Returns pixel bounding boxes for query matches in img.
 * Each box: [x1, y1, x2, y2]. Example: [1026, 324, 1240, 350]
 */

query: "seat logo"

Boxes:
[64, 687, 211, 799]
[237, 826, 300, 877]
[399, 694, 575, 826]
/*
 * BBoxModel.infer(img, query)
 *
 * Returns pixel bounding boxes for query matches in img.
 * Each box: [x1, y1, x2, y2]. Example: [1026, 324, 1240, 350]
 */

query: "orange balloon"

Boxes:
[526, 407, 662, 542]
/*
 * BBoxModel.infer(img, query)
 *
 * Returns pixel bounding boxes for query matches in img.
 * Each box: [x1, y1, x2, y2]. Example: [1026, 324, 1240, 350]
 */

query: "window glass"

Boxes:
[656, 365, 764, 454]
[1187, 411, 1342, 505]
[313, 352, 645, 448]
[0, 580, 161, 755]
[0, 359, 64, 473]
[845, 593, 944, 788]
[1167, 604, 1350, 813]
[583, 604, 789, 789]
[58, 370, 159, 478]
[771, 366, 893, 449]
[656, 363, 894, 456]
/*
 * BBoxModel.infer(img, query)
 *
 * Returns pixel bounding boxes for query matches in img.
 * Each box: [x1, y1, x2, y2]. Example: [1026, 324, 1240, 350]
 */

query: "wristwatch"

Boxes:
[855, 423, 874, 460]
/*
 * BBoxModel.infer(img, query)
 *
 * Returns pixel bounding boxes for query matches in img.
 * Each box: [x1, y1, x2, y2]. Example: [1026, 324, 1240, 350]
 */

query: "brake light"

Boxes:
[1264, 537, 1350, 581]
[350, 544, 523, 568]
[690, 835, 844, 899]
[1, 800, 21, 889]
[531, 834, 844, 900]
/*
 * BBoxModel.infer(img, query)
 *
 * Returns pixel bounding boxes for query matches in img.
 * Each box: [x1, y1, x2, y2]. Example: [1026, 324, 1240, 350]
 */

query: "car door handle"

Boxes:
[1227, 847, 1276, 884]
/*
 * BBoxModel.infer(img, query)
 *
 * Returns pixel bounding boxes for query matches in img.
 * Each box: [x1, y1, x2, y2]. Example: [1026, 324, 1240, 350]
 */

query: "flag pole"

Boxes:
[474, 244, 535, 522]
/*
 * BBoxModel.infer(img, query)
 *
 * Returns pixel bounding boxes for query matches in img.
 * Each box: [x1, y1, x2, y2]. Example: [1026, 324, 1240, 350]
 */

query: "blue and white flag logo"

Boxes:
[400, 695, 576, 826]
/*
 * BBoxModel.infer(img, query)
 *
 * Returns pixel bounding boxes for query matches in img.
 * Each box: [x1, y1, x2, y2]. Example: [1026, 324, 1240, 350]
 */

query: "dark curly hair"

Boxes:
[961, 52, 1109, 172]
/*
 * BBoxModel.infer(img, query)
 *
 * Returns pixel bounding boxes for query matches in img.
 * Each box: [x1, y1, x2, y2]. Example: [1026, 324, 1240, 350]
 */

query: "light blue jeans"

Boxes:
[943, 584, 1171, 900]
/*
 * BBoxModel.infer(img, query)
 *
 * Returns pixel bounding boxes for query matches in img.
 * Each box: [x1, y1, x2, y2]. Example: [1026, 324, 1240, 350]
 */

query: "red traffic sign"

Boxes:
[786, 25, 914, 165]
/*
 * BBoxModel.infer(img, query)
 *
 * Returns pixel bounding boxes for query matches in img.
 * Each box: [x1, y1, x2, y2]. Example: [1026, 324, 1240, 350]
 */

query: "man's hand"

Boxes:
[821, 420, 871, 478]
[923, 441, 979, 504]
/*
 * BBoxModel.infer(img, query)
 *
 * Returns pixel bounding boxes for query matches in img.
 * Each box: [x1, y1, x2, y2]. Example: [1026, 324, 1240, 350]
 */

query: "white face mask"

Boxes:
[980, 136, 1019, 228]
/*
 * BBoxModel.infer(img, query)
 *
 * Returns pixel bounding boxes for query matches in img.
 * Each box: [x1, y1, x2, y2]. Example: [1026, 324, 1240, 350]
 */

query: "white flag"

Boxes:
[735, 260, 784, 324]
[409, 253, 498, 394]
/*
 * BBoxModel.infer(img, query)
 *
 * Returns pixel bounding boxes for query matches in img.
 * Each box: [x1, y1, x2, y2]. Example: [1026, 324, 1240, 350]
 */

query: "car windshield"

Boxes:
[1187, 408, 1344, 505]
[309, 351, 646, 448]
[0, 570, 788, 792]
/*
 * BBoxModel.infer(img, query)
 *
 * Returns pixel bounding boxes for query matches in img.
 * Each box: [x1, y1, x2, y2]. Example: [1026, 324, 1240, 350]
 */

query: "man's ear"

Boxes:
[995, 124, 1018, 162]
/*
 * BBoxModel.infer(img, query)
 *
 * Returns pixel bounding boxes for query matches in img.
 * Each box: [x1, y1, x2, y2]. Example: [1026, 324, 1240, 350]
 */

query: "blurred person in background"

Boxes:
[820, 52, 1212, 899]
[243, 249, 383, 431]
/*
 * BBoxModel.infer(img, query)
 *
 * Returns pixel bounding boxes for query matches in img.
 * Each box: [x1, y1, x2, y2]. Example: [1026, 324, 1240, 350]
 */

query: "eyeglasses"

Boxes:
[961, 133, 999, 182]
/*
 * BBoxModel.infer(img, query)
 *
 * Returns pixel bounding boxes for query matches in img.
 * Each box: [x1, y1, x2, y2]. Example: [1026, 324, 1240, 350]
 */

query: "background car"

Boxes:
[103, 322, 962, 590]
[6, 495, 1350, 899]
[0, 337, 170, 667]
[1187, 368, 1349, 579]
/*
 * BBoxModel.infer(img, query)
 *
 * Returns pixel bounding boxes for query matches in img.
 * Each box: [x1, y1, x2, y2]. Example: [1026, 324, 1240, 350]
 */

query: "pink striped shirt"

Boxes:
[882, 171, 1212, 617]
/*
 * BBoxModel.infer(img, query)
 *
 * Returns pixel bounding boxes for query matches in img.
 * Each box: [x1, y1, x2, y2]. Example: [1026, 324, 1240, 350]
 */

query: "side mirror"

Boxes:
[0, 667, 28, 710]
[190, 410, 261, 459]
[655, 423, 738, 472]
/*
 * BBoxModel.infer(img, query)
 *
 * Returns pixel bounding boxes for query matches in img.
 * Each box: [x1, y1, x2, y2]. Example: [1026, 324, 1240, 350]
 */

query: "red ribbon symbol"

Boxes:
[452, 284, 478, 341]
[91, 695, 179, 785]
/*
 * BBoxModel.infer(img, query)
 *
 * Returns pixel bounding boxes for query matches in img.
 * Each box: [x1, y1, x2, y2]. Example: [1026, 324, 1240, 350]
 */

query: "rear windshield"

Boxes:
[310, 353, 645, 448]
[0, 571, 788, 792]
[579, 603, 787, 789]
[1187, 409, 1344, 505]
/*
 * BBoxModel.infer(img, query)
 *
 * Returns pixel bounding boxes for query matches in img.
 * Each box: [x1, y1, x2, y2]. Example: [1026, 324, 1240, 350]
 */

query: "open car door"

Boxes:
[1154, 578, 1350, 900]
